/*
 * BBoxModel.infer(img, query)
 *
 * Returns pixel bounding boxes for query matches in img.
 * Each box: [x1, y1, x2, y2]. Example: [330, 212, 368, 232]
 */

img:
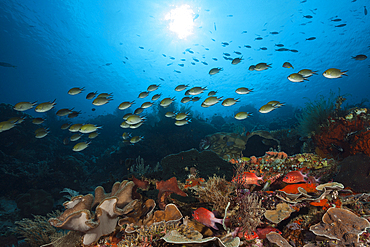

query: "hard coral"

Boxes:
[49, 180, 137, 245]
[264, 202, 295, 224]
[310, 207, 370, 246]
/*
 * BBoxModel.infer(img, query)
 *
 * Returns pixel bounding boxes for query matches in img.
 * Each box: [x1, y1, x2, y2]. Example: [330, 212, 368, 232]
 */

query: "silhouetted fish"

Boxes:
[212, 58, 218, 61]
[276, 48, 289, 51]
[331, 18, 341, 22]
[275, 44, 284, 47]
[234, 51, 242, 55]
[335, 24, 346, 27]
[139, 46, 144, 49]
[290, 49, 299, 53]
[223, 53, 231, 56]
[193, 58, 199, 62]
[174, 70, 181, 73]
[303, 15, 313, 18]
[169, 56, 175, 60]
[255, 37, 263, 40]
[306, 37, 316, 40]
[0, 62, 16, 68]
[244, 45, 252, 48]
[270, 31, 279, 34]
[365, 6, 368, 15]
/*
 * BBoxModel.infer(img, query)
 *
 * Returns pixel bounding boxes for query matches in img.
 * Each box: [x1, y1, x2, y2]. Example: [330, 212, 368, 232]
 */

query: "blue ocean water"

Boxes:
[0, 0, 368, 119]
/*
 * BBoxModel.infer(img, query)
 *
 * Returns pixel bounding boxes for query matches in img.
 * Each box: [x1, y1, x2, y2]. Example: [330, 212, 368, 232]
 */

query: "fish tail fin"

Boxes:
[342, 70, 348, 76]
[52, 99, 57, 104]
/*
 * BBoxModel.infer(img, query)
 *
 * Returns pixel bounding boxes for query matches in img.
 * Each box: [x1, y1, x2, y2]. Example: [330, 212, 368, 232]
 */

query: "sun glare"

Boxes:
[165, 5, 195, 39]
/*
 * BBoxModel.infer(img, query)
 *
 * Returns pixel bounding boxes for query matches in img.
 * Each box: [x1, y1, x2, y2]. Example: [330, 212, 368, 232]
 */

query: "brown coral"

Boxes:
[49, 180, 137, 245]
[310, 207, 370, 246]
[264, 202, 295, 224]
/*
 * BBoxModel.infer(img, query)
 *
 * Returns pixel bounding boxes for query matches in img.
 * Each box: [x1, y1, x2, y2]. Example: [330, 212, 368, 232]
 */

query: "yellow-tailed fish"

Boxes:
[235, 112, 252, 120]
[231, 57, 243, 65]
[129, 121, 144, 129]
[352, 54, 367, 61]
[70, 133, 83, 141]
[298, 69, 318, 78]
[175, 112, 189, 121]
[141, 102, 153, 109]
[61, 123, 71, 130]
[96, 93, 113, 98]
[323, 68, 348, 79]
[209, 67, 223, 75]
[7, 117, 25, 124]
[0, 121, 15, 132]
[208, 91, 218, 96]
[254, 62, 271, 71]
[282, 62, 294, 69]
[175, 84, 189, 91]
[86, 91, 98, 100]
[35, 99, 56, 113]
[134, 107, 144, 115]
[32, 118, 45, 125]
[147, 84, 160, 92]
[118, 101, 135, 110]
[181, 97, 192, 103]
[160, 97, 175, 108]
[235, 87, 253, 94]
[68, 111, 82, 118]
[248, 65, 256, 71]
[14, 101, 37, 111]
[80, 124, 100, 134]
[35, 127, 49, 138]
[288, 73, 308, 82]
[92, 97, 112, 106]
[120, 121, 130, 128]
[126, 115, 145, 125]
[69, 123, 83, 132]
[123, 113, 134, 120]
[189, 86, 207, 95]
[88, 132, 99, 139]
[175, 119, 191, 126]
[151, 93, 162, 101]
[73, 141, 91, 151]
[130, 136, 143, 144]
[122, 132, 131, 140]
[259, 104, 277, 113]
[68, 87, 85, 95]
[165, 111, 176, 118]
[192, 97, 200, 102]
[222, 98, 239, 106]
[203, 96, 222, 106]
[56, 108, 74, 117]
[138, 91, 149, 99]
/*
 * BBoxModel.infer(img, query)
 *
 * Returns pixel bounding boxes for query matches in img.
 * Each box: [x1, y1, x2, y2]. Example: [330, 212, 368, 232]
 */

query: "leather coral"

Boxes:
[49, 180, 138, 245]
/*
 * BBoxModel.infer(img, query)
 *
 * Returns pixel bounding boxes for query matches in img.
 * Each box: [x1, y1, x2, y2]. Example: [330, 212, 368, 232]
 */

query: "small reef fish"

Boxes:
[237, 230, 259, 240]
[68, 111, 81, 118]
[279, 182, 317, 194]
[130, 136, 143, 144]
[298, 69, 318, 77]
[86, 91, 98, 100]
[288, 73, 308, 82]
[80, 124, 100, 134]
[14, 101, 37, 111]
[32, 118, 45, 125]
[259, 104, 277, 113]
[151, 93, 162, 101]
[282, 62, 294, 69]
[118, 101, 135, 110]
[92, 97, 112, 106]
[147, 84, 160, 92]
[352, 54, 367, 61]
[175, 84, 189, 92]
[322, 68, 348, 79]
[234, 112, 252, 120]
[138, 91, 149, 99]
[222, 98, 239, 106]
[192, 207, 223, 230]
[181, 97, 192, 104]
[209, 67, 223, 75]
[231, 57, 243, 65]
[283, 171, 308, 183]
[68, 87, 85, 95]
[189, 87, 207, 96]
[0, 62, 16, 68]
[35, 128, 49, 138]
[73, 141, 91, 151]
[35, 99, 56, 113]
[256, 227, 282, 239]
[254, 63, 271, 71]
[175, 119, 191, 126]
[160, 97, 175, 108]
[208, 91, 218, 96]
[88, 132, 99, 139]
[56, 108, 74, 117]
[232, 172, 264, 186]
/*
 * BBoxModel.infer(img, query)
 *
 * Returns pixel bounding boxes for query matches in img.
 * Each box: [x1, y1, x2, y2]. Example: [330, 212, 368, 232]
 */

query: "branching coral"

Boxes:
[192, 175, 235, 213]
[13, 211, 66, 247]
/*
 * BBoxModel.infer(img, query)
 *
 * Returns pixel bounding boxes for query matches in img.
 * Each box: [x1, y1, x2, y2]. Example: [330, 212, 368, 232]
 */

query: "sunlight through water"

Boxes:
[165, 4, 195, 39]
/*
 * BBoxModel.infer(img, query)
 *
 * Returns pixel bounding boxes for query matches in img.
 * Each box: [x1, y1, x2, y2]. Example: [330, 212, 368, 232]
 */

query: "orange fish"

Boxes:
[192, 207, 223, 230]
[232, 172, 264, 186]
[279, 182, 317, 194]
[256, 227, 282, 239]
[283, 171, 307, 183]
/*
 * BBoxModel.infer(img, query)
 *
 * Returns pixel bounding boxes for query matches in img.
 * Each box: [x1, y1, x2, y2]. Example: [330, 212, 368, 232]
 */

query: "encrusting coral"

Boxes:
[49, 180, 138, 245]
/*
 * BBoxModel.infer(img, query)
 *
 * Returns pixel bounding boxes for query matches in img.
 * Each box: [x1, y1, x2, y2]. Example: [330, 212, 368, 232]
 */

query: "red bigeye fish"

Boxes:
[283, 170, 308, 183]
[256, 227, 282, 239]
[232, 172, 264, 186]
[192, 207, 223, 230]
